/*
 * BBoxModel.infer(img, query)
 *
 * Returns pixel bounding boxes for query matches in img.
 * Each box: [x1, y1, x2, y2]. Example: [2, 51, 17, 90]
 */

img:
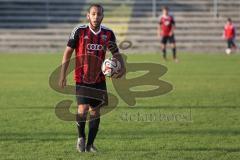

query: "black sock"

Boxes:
[172, 48, 176, 59]
[87, 115, 100, 146]
[227, 40, 231, 49]
[76, 113, 86, 139]
[162, 48, 166, 59]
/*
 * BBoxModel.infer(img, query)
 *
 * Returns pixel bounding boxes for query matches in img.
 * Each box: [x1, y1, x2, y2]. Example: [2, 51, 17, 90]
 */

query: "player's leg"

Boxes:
[86, 107, 100, 152]
[161, 36, 167, 60]
[76, 104, 89, 152]
[227, 39, 231, 49]
[225, 39, 232, 54]
[230, 39, 237, 50]
[226, 39, 233, 54]
[75, 82, 91, 152]
[77, 104, 89, 139]
[170, 35, 178, 62]
[171, 42, 177, 60]
[86, 106, 100, 152]
[85, 81, 107, 152]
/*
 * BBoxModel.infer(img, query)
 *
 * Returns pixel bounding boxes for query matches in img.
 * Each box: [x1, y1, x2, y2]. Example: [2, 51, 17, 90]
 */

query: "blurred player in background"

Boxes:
[59, 4, 125, 153]
[157, 6, 178, 62]
[223, 18, 237, 54]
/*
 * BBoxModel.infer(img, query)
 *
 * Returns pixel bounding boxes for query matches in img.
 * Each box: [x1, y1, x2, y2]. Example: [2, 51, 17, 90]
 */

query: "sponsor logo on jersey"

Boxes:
[87, 44, 104, 51]
[164, 21, 170, 26]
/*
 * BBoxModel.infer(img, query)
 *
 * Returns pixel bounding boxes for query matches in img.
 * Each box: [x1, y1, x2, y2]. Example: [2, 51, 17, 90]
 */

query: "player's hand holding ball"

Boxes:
[101, 57, 125, 78]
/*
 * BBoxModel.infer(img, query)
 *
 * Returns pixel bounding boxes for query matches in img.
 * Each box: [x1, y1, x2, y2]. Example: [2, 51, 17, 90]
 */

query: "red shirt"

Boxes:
[159, 15, 175, 36]
[67, 24, 119, 84]
[224, 23, 236, 39]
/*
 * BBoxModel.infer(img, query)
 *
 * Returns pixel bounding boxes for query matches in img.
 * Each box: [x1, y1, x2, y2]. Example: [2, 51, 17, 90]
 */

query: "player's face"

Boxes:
[163, 9, 168, 16]
[87, 6, 104, 30]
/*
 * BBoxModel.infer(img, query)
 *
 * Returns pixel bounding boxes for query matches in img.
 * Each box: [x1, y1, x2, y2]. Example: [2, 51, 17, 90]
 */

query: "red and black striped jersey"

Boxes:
[67, 24, 119, 84]
[224, 23, 236, 39]
[159, 15, 175, 36]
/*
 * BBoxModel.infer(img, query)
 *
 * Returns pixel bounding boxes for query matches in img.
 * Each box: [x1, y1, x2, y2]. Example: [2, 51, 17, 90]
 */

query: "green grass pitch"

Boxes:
[0, 53, 240, 160]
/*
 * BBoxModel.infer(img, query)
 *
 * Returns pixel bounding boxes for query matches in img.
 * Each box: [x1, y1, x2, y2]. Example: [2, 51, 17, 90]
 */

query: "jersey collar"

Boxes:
[162, 15, 169, 18]
[88, 24, 102, 35]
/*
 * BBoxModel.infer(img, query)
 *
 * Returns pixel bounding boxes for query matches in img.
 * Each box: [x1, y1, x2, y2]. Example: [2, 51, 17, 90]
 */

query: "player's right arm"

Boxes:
[157, 17, 162, 38]
[157, 24, 161, 38]
[222, 25, 227, 39]
[59, 25, 80, 88]
[59, 47, 74, 88]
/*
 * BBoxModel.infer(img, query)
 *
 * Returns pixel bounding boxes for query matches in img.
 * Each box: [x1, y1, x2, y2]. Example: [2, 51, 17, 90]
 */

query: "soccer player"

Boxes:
[58, 4, 125, 152]
[223, 18, 237, 54]
[157, 6, 178, 62]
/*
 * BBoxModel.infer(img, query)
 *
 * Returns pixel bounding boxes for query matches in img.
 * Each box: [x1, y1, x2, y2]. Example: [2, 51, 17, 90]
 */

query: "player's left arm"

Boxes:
[112, 51, 126, 78]
[233, 25, 237, 39]
[169, 16, 176, 36]
[108, 31, 126, 78]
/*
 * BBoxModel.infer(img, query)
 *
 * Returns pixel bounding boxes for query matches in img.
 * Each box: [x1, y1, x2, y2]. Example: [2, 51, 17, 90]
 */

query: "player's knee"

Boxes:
[89, 108, 100, 118]
[171, 43, 176, 48]
[161, 44, 166, 49]
[77, 104, 89, 114]
[162, 48, 166, 55]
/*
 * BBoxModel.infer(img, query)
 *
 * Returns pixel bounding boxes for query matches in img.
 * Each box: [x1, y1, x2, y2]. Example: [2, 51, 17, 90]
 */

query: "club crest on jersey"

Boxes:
[101, 35, 107, 41]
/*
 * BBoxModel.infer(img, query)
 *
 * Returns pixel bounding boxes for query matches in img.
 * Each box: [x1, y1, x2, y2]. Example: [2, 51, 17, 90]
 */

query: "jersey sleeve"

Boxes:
[108, 31, 119, 54]
[67, 26, 80, 49]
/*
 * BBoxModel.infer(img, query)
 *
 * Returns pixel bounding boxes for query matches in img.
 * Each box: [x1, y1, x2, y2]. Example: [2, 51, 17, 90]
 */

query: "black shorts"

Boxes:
[227, 38, 236, 48]
[161, 35, 176, 44]
[76, 81, 108, 108]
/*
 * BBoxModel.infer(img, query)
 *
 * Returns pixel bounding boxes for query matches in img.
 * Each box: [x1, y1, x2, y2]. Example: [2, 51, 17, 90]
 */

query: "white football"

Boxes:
[101, 58, 121, 77]
[225, 48, 231, 55]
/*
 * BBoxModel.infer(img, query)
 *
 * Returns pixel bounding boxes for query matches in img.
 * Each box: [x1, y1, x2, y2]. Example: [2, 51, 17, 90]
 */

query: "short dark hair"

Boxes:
[162, 6, 169, 11]
[227, 18, 232, 22]
[88, 4, 104, 13]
